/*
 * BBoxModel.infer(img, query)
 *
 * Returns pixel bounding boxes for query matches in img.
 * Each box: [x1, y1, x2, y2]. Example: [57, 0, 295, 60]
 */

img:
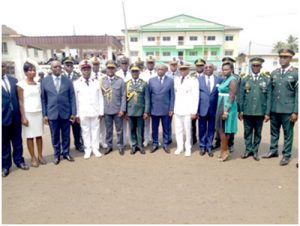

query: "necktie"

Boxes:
[160, 77, 163, 84]
[2, 76, 10, 95]
[181, 76, 184, 84]
[173, 72, 175, 77]
[95, 73, 98, 79]
[207, 77, 211, 93]
[110, 78, 113, 83]
[55, 77, 60, 92]
[68, 73, 71, 80]
[150, 71, 152, 76]
[281, 69, 285, 76]
[254, 74, 258, 81]
[85, 78, 89, 86]
[134, 79, 137, 85]
[124, 70, 127, 78]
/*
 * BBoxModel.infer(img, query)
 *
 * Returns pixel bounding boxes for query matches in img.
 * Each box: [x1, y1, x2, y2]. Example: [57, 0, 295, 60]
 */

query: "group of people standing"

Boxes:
[2, 48, 298, 177]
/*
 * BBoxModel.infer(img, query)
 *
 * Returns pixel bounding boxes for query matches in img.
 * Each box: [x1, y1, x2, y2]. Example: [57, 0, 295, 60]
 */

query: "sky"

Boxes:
[1, 0, 299, 54]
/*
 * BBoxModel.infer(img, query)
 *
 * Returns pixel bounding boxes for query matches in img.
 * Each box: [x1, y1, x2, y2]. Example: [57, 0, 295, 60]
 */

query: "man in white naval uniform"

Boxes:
[90, 56, 107, 148]
[74, 60, 104, 159]
[174, 64, 199, 157]
[116, 56, 132, 147]
[140, 55, 156, 147]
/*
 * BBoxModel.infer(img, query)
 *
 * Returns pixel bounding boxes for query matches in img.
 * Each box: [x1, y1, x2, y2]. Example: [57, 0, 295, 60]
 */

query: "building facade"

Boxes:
[125, 14, 242, 68]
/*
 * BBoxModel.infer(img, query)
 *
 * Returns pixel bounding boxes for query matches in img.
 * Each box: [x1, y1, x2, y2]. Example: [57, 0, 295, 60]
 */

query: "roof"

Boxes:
[14, 35, 123, 49]
[125, 14, 243, 32]
[2, 25, 22, 37]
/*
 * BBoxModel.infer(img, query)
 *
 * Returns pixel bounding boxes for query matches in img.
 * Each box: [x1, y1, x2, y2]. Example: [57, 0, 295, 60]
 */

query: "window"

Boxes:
[207, 36, 216, 41]
[2, 42, 8, 54]
[34, 48, 39, 57]
[162, 36, 171, 41]
[190, 36, 198, 41]
[130, 37, 138, 42]
[189, 51, 197, 56]
[146, 52, 154, 56]
[130, 51, 139, 56]
[224, 50, 233, 56]
[211, 51, 218, 56]
[225, 35, 234, 41]
[162, 52, 171, 57]
[147, 37, 155, 42]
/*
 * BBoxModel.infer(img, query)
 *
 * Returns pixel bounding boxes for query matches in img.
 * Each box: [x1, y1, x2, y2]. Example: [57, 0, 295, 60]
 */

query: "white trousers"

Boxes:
[99, 117, 106, 145]
[175, 114, 192, 151]
[81, 117, 100, 154]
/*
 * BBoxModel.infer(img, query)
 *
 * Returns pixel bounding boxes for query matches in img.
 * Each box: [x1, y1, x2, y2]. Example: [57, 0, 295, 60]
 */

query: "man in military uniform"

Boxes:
[90, 56, 107, 149]
[238, 57, 271, 161]
[62, 57, 84, 152]
[126, 63, 150, 154]
[166, 58, 180, 79]
[135, 57, 145, 72]
[191, 58, 206, 78]
[101, 60, 126, 155]
[116, 56, 132, 148]
[140, 55, 156, 147]
[213, 57, 238, 151]
[190, 58, 206, 145]
[263, 49, 298, 166]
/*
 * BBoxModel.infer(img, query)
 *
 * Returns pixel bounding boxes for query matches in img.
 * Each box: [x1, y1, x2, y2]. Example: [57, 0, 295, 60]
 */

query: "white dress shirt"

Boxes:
[74, 77, 104, 117]
[1, 74, 11, 93]
[204, 74, 215, 93]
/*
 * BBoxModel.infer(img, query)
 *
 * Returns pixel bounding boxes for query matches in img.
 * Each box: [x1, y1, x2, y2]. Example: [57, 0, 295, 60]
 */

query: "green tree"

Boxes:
[272, 41, 286, 53]
[286, 35, 298, 52]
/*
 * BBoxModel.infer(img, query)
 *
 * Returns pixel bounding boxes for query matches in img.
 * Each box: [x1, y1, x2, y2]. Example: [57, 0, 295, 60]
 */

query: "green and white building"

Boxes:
[124, 14, 242, 68]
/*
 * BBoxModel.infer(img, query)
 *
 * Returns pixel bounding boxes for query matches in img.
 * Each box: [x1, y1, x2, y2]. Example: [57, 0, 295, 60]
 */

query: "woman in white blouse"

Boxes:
[17, 62, 45, 167]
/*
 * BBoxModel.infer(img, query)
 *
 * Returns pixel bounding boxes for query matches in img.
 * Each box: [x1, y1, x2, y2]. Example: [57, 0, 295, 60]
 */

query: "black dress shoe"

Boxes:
[163, 146, 170, 154]
[17, 162, 29, 170]
[262, 152, 279, 159]
[253, 152, 260, 161]
[76, 146, 85, 153]
[119, 148, 125, 155]
[150, 146, 159, 153]
[53, 157, 60, 165]
[130, 147, 137, 155]
[280, 157, 290, 166]
[207, 149, 214, 157]
[2, 168, 9, 177]
[63, 155, 74, 162]
[105, 148, 113, 155]
[199, 148, 205, 156]
[140, 148, 146, 154]
[241, 151, 253, 159]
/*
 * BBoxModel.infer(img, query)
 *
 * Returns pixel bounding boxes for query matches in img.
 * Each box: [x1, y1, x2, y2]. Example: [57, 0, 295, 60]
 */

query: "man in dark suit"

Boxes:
[2, 62, 29, 177]
[198, 63, 223, 157]
[62, 57, 84, 153]
[148, 64, 175, 153]
[41, 60, 76, 165]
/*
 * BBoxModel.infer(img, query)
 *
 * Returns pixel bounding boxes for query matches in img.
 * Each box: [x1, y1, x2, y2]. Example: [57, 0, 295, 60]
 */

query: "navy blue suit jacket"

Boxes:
[148, 76, 175, 116]
[41, 74, 76, 120]
[198, 75, 223, 117]
[2, 75, 21, 126]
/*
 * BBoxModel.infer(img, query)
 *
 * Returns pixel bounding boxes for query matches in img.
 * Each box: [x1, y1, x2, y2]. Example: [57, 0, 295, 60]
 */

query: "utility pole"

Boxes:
[248, 40, 252, 74]
[122, 1, 130, 58]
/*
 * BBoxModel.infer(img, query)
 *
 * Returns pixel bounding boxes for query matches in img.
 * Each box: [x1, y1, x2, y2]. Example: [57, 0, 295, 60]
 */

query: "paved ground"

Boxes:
[2, 120, 298, 224]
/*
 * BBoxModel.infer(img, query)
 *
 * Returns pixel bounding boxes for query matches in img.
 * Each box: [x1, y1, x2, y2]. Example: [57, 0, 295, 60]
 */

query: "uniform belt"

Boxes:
[218, 93, 229, 96]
